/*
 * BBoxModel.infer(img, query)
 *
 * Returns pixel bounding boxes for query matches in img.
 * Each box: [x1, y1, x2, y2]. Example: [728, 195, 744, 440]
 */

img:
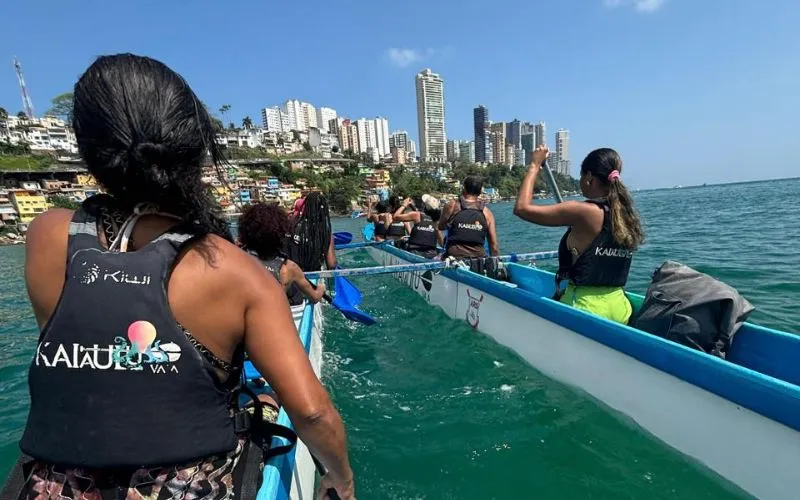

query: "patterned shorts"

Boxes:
[19, 437, 247, 500]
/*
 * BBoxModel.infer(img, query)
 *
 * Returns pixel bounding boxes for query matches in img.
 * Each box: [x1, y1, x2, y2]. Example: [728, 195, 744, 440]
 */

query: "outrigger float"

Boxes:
[316, 239, 800, 500]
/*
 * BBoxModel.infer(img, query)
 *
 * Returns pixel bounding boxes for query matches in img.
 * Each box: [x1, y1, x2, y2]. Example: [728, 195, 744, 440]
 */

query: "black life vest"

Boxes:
[386, 220, 407, 238]
[445, 197, 488, 253]
[407, 213, 437, 250]
[556, 200, 633, 290]
[261, 255, 285, 283]
[20, 207, 239, 468]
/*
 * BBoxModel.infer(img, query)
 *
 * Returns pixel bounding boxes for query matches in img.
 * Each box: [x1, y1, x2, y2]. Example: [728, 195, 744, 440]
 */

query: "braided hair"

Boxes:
[287, 192, 332, 271]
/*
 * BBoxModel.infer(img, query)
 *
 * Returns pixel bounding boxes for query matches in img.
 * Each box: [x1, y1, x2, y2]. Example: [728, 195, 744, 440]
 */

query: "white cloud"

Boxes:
[385, 47, 453, 68]
[603, 0, 666, 13]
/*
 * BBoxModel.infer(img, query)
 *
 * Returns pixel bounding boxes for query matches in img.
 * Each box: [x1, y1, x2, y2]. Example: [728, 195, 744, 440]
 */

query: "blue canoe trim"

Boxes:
[257, 299, 317, 500]
[376, 244, 800, 433]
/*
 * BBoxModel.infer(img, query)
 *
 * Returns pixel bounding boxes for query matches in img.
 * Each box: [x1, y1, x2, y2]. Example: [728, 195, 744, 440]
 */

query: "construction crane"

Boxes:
[13, 57, 35, 119]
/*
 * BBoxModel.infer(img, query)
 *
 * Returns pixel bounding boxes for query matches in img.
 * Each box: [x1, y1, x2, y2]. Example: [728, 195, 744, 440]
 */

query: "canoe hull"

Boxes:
[366, 245, 800, 500]
[255, 301, 324, 500]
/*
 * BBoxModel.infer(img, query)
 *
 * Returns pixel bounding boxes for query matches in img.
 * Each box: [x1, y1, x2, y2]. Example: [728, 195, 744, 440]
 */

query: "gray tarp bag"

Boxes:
[632, 260, 755, 358]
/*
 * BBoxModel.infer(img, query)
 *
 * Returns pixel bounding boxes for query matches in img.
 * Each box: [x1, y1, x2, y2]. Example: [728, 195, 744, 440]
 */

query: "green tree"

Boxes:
[325, 176, 360, 213]
[302, 141, 313, 152]
[219, 104, 231, 126]
[242, 116, 253, 129]
[0, 107, 8, 120]
[49, 195, 80, 210]
[45, 92, 74, 121]
[17, 111, 26, 119]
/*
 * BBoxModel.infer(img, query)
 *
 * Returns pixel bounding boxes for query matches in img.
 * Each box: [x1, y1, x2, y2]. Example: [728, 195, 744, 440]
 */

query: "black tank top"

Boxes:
[261, 255, 285, 282]
[556, 200, 633, 288]
[20, 207, 239, 468]
[407, 213, 437, 250]
[445, 197, 488, 254]
[374, 216, 387, 238]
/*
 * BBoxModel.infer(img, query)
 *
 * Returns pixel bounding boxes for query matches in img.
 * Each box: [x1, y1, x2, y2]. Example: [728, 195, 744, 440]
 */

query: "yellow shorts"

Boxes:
[560, 283, 633, 325]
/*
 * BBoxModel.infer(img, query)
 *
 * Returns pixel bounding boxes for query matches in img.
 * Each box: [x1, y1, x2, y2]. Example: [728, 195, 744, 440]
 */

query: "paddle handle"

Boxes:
[542, 159, 564, 203]
[311, 456, 342, 500]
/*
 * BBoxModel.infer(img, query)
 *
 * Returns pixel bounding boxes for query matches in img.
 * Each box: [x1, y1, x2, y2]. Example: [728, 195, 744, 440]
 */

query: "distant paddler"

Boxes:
[439, 175, 500, 260]
[238, 203, 327, 304]
[513, 145, 645, 324]
[392, 194, 443, 258]
[365, 197, 388, 242]
[285, 191, 337, 305]
[384, 195, 410, 241]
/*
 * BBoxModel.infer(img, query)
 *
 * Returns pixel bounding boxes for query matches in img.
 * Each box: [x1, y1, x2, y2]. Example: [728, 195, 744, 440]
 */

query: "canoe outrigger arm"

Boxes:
[304, 251, 558, 279]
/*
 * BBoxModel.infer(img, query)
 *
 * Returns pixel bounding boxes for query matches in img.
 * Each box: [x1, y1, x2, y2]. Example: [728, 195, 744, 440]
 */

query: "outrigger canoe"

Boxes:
[243, 300, 324, 500]
[363, 242, 800, 500]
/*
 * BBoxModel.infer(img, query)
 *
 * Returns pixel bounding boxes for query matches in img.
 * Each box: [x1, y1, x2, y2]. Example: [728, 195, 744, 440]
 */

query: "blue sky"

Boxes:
[2, 0, 799, 188]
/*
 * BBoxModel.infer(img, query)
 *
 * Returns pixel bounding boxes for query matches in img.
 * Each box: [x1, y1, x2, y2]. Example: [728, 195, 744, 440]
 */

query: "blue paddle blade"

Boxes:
[331, 276, 375, 325]
[334, 275, 363, 306]
[361, 224, 375, 241]
[333, 232, 353, 245]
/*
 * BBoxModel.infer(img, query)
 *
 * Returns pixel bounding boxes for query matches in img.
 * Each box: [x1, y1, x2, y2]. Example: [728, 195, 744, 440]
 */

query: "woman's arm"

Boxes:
[483, 207, 500, 256]
[437, 201, 455, 231]
[513, 146, 588, 227]
[285, 260, 326, 303]
[325, 234, 337, 269]
[242, 262, 352, 495]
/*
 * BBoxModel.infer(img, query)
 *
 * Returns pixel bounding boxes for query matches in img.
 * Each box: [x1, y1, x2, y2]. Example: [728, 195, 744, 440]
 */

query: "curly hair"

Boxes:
[238, 203, 291, 260]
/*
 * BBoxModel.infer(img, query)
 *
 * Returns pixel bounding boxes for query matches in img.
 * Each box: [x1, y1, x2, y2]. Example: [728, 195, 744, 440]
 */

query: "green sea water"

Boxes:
[2, 179, 799, 498]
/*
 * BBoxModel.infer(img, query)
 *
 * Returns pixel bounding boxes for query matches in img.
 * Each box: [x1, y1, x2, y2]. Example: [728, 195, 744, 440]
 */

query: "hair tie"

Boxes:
[607, 170, 620, 182]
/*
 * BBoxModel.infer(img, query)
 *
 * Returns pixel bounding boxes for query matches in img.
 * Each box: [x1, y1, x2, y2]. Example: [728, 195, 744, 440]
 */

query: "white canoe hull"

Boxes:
[366, 245, 800, 500]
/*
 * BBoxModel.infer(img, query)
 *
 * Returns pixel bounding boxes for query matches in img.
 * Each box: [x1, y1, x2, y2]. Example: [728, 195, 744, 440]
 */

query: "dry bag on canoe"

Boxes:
[632, 260, 755, 358]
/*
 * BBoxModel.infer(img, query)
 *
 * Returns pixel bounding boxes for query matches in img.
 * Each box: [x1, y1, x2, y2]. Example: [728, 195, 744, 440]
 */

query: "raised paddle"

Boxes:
[542, 158, 564, 203]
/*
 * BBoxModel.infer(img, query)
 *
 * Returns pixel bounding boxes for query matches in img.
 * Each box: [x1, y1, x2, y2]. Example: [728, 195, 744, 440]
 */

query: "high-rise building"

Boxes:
[514, 147, 526, 167]
[316, 107, 337, 133]
[534, 122, 546, 147]
[473, 105, 489, 163]
[506, 119, 522, 149]
[446, 139, 461, 162]
[555, 128, 570, 175]
[261, 106, 287, 132]
[390, 130, 409, 151]
[490, 122, 506, 165]
[408, 139, 417, 160]
[520, 121, 535, 166]
[486, 140, 494, 164]
[301, 102, 317, 130]
[282, 99, 304, 131]
[505, 144, 515, 168]
[459, 140, 476, 163]
[355, 118, 375, 154]
[328, 118, 341, 137]
[415, 68, 446, 162]
[373, 117, 390, 157]
[338, 119, 360, 154]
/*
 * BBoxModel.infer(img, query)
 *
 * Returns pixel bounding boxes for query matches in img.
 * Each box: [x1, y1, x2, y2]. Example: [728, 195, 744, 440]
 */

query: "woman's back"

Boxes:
[14, 53, 353, 499]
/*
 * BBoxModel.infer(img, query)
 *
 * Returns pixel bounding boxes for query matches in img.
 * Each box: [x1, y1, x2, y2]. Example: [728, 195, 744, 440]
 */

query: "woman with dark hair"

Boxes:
[238, 203, 326, 304]
[514, 145, 645, 324]
[366, 198, 389, 242]
[392, 195, 442, 258]
[16, 54, 353, 499]
[285, 191, 337, 304]
[384, 195, 410, 240]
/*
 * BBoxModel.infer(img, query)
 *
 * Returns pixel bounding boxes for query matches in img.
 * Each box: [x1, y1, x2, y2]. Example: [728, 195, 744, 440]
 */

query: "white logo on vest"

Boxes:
[36, 321, 181, 374]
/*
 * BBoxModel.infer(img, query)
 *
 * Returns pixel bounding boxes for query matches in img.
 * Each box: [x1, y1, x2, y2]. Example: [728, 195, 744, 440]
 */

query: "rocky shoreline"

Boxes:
[0, 233, 25, 246]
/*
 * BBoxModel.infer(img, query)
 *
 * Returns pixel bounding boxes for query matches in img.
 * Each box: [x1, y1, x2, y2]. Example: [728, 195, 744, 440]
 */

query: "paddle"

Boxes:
[333, 232, 353, 245]
[327, 275, 376, 325]
[305, 251, 558, 279]
[542, 159, 564, 203]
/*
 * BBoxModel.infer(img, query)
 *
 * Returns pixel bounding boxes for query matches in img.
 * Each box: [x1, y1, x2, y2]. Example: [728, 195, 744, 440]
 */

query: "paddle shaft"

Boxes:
[542, 159, 564, 203]
[304, 251, 558, 279]
[311, 455, 342, 500]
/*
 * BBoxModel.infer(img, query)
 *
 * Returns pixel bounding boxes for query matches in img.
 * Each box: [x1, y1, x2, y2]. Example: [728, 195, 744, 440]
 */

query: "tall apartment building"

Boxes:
[490, 122, 506, 165]
[473, 105, 489, 163]
[415, 68, 447, 162]
[316, 107, 337, 133]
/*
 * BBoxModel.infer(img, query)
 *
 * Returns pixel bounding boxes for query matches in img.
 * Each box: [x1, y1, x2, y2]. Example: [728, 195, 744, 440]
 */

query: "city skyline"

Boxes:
[2, 0, 799, 187]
